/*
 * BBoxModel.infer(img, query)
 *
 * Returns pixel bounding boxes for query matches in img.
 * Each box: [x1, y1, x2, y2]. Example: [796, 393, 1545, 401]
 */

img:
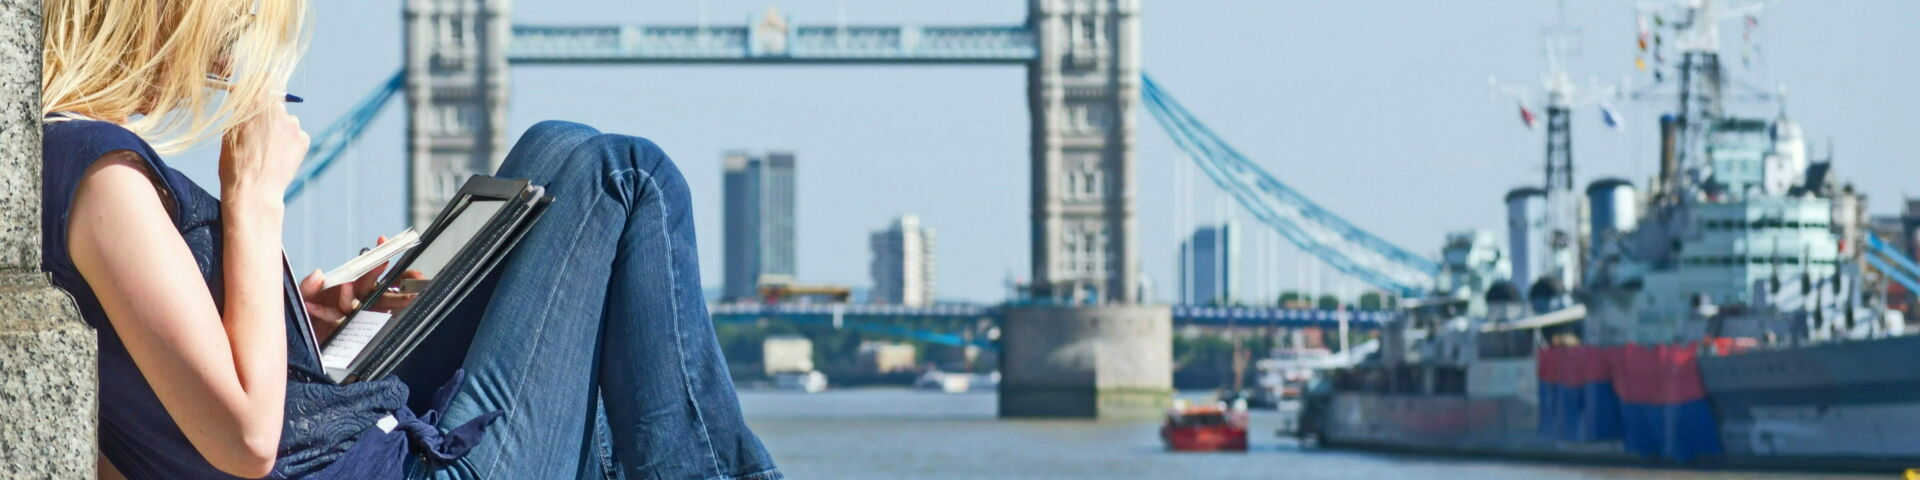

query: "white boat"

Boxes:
[772, 370, 828, 393]
[915, 370, 1000, 393]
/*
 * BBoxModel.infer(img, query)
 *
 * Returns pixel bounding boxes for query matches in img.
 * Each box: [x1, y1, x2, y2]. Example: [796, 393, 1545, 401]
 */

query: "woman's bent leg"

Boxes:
[403, 121, 776, 479]
[403, 120, 614, 478]
[580, 133, 778, 479]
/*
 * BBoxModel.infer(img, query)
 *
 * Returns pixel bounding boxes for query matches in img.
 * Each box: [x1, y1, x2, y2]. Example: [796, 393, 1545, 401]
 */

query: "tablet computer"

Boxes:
[319, 175, 552, 384]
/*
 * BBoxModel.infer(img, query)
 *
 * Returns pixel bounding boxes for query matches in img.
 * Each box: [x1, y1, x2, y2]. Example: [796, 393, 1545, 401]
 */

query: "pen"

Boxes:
[204, 74, 303, 103]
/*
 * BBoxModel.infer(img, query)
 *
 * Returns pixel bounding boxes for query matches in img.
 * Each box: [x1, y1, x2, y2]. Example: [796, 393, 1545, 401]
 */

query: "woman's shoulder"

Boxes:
[43, 118, 152, 151]
[43, 117, 189, 181]
[40, 118, 195, 233]
[42, 119, 166, 176]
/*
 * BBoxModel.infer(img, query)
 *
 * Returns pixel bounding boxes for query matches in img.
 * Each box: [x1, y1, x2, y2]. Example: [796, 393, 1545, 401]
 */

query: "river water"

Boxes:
[738, 389, 1881, 479]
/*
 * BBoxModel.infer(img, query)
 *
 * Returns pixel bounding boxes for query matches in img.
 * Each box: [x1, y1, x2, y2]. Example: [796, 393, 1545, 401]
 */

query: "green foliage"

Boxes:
[1315, 294, 1341, 310]
[1277, 291, 1306, 308]
[1357, 291, 1396, 311]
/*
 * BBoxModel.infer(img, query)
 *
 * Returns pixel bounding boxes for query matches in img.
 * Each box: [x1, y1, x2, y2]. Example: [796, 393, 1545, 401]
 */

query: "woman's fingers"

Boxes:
[298, 268, 345, 319]
[217, 92, 310, 197]
[330, 281, 359, 313]
[353, 262, 389, 298]
[370, 292, 419, 313]
[350, 236, 394, 299]
[297, 269, 326, 298]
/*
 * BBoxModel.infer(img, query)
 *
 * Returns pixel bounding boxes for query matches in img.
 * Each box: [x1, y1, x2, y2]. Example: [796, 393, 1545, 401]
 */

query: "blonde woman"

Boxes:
[40, 0, 778, 478]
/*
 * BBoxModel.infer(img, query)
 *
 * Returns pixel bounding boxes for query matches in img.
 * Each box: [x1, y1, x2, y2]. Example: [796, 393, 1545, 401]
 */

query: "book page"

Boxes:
[321, 311, 393, 371]
[322, 228, 421, 288]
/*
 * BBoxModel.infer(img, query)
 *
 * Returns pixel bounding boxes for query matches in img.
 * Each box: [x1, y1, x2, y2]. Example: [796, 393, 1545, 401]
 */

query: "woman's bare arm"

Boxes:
[69, 100, 307, 478]
[70, 153, 286, 477]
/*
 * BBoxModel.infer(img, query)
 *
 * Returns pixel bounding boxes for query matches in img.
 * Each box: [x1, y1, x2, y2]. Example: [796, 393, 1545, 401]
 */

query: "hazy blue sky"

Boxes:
[172, 1, 1918, 303]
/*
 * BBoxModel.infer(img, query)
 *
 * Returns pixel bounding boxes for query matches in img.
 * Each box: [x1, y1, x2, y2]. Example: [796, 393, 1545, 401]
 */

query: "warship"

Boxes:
[1297, 0, 1920, 470]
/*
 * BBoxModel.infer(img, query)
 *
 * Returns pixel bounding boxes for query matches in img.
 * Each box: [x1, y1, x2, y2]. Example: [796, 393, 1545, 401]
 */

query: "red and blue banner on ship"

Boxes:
[1537, 343, 1723, 462]
[1537, 346, 1620, 442]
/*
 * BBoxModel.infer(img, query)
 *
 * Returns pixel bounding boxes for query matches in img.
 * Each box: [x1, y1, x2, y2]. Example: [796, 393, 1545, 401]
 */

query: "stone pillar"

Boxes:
[999, 304, 1171, 419]
[405, 0, 511, 228]
[0, 0, 99, 476]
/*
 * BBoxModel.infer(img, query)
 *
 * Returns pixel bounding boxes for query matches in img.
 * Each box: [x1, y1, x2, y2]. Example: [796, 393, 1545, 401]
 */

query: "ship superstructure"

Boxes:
[1584, 0, 1877, 346]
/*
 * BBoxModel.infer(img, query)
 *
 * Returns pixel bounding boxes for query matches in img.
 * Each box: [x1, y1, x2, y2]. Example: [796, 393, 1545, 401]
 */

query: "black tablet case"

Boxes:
[323, 175, 553, 384]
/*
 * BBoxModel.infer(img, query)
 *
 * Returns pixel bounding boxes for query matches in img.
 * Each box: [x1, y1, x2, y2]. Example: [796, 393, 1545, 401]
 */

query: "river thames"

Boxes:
[738, 389, 1881, 479]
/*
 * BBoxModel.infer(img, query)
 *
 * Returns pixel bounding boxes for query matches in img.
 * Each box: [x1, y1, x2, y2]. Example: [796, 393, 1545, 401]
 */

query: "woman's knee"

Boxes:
[499, 121, 603, 178]
[579, 133, 689, 199]
[523, 120, 600, 146]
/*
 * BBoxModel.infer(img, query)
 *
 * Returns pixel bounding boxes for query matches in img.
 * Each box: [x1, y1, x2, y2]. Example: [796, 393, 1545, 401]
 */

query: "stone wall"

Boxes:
[0, 0, 100, 476]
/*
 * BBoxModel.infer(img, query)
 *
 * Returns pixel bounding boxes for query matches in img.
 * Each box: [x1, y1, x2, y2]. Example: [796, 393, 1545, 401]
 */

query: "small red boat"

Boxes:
[1159, 401, 1249, 452]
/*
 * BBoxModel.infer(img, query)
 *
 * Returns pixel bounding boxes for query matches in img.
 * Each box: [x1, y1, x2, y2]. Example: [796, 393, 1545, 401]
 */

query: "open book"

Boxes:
[317, 176, 553, 384]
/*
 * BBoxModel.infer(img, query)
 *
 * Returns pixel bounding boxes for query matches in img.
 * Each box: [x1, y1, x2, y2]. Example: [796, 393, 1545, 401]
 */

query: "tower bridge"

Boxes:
[409, 0, 1138, 303]
[293, 0, 1445, 418]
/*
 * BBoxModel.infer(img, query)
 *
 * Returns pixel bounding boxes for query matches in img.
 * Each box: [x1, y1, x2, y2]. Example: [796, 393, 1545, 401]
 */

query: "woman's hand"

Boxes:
[299, 236, 426, 342]
[219, 93, 308, 203]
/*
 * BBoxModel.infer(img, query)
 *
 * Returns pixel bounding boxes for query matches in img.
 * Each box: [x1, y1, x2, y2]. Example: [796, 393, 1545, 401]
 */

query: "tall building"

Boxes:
[722, 151, 797, 301]
[870, 215, 936, 306]
[1178, 223, 1239, 305]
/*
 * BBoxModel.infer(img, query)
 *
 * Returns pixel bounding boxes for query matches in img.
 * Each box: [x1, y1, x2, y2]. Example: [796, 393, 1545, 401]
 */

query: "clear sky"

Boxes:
[171, 1, 1919, 304]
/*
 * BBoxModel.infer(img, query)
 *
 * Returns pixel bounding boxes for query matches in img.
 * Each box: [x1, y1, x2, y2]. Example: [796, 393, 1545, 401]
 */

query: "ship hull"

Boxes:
[1701, 334, 1920, 463]
[1304, 335, 1920, 471]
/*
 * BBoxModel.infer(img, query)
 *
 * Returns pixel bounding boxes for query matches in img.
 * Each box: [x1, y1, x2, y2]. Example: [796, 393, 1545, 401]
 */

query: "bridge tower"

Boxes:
[404, 0, 512, 228]
[1003, 0, 1167, 420]
[1026, 0, 1142, 304]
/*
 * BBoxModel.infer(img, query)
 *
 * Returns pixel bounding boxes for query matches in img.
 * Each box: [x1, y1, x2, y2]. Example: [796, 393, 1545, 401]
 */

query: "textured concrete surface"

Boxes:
[2, 0, 101, 477]
[0, 276, 95, 479]
[0, 0, 41, 270]
[999, 305, 1173, 419]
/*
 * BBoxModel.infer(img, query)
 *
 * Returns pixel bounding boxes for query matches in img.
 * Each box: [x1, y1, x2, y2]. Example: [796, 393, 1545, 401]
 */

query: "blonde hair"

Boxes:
[42, 0, 309, 154]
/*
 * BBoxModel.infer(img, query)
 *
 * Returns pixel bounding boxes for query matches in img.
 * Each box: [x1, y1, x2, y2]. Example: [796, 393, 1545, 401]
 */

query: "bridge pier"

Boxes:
[998, 304, 1171, 419]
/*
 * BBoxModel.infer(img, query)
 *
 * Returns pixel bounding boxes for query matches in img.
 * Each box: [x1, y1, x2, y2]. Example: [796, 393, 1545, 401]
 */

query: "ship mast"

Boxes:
[1494, 0, 1615, 291]
[1633, 0, 1774, 201]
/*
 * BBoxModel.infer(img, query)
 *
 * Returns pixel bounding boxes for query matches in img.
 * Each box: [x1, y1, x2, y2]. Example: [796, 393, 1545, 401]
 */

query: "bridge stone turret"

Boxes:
[1026, 0, 1141, 304]
[404, 0, 512, 228]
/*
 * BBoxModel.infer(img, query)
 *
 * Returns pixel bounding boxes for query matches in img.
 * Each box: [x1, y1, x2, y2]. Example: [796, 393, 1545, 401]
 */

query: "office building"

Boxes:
[723, 151, 798, 301]
[870, 215, 936, 306]
[1178, 223, 1239, 305]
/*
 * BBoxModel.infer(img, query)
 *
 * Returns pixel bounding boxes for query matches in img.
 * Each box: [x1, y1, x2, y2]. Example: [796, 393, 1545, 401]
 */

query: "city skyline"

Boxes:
[200, 0, 1920, 303]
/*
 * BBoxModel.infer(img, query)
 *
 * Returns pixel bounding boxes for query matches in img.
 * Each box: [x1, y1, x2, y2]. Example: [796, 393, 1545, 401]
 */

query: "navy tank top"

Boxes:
[39, 119, 425, 479]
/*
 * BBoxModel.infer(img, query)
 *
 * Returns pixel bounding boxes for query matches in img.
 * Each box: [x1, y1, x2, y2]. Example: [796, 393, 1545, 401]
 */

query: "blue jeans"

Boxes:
[393, 121, 779, 479]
